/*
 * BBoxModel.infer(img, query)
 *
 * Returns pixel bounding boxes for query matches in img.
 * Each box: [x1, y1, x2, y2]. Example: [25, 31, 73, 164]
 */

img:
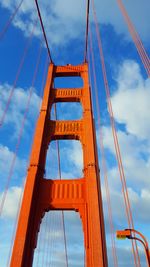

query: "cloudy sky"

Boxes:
[0, 0, 150, 266]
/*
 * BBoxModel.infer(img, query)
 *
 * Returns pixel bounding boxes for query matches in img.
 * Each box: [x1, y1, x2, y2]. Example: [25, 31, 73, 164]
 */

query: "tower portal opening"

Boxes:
[51, 102, 83, 120]
[54, 76, 83, 88]
[45, 140, 83, 179]
[32, 211, 84, 267]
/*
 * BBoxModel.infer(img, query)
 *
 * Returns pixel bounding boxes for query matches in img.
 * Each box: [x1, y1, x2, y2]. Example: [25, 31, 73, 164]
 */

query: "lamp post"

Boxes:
[116, 229, 150, 267]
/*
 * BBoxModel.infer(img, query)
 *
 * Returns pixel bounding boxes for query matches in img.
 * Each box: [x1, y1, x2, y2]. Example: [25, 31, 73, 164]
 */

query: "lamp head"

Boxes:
[116, 230, 131, 240]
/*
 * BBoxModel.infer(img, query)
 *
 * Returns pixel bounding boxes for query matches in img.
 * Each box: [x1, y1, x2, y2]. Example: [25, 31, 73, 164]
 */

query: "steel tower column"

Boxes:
[10, 63, 108, 267]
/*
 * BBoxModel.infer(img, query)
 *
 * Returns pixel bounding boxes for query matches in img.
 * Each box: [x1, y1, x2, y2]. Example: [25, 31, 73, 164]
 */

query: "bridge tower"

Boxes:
[10, 62, 108, 267]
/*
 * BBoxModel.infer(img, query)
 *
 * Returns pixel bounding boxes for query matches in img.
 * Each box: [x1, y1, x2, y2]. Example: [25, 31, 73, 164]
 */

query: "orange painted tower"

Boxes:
[10, 63, 108, 267]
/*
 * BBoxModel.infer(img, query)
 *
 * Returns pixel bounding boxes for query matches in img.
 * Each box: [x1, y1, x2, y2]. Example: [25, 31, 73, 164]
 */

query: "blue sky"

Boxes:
[0, 0, 150, 266]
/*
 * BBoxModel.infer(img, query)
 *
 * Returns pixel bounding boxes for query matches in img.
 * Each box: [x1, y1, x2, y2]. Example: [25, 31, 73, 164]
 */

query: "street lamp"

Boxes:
[116, 229, 150, 267]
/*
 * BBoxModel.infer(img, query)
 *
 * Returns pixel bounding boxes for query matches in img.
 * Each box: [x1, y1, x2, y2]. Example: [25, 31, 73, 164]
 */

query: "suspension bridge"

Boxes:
[0, 0, 150, 266]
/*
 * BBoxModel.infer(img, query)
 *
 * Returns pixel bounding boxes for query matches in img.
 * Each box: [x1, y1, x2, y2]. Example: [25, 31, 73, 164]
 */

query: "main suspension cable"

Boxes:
[117, 0, 150, 77]
[84, 0, 90, 62]
[0, 0, 24, 40]
[91, 0, 141, 266]
[34, 0, 53, 63]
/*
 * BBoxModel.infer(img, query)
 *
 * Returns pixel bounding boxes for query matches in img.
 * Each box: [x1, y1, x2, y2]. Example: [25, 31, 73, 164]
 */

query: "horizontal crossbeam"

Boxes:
[48, 120, 83, 141]
[39, 178, 85, 211]
[50, 88, 83, 103]
[55, 64, 87, 77]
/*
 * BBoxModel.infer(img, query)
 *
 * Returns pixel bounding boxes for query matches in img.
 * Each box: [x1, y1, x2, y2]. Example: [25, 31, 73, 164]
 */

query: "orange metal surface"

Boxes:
[10, 63, 108, 267]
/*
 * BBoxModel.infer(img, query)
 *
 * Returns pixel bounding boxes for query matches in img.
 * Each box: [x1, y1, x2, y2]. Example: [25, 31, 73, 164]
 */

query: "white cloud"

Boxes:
[0, 186, 22, 219]
[128, 187, 150, 223]
[94, 0, 150, 43]
[0, 83, 41, 137]
[100, 60, 150, 194]
[0, 0, 149, 48]
[33, 211, 84, 267]
[102, 126, 150, 188]
[59, 140, 83, 178]
[46, 140, 83, 179]
[51, 102, 82, 121]
[97, 60, 150, 233]
[102, 181, 150, 226]
[0, 144, 26, 184]
[68, 141, 83, 173]
[111, 60, 150, 139]
[0, 0, 86, 47]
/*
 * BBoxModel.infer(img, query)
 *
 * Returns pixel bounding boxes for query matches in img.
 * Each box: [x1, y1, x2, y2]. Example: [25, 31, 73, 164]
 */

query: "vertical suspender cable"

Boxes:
[89, 28, 118, 267]
[41, 214, 49, 266]
[0, 0, 24, 40]
[35, 221, 43, 267]
[54, 104, 69, 267]
[36, 213, 48, 267]
[117, 0, 150, 77]
[0, 42, 43, 217]
[50, 212, 56, 266]
[91, 0, 141, 266]
[84, 0, 90, 62]
[88, 26, 118, 267]
[44, 213, 51, 266]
